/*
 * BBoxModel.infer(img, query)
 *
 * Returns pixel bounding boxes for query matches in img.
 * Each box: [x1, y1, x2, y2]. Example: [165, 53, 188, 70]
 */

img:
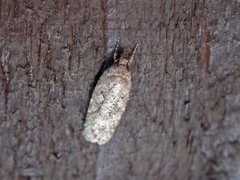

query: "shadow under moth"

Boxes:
[82, 42, 138, 145]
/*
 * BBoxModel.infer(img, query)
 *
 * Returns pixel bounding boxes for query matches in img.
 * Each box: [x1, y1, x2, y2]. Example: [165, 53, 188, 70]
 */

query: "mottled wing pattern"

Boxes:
[86, 74, 116, 114]
[83, 70, 131, 145]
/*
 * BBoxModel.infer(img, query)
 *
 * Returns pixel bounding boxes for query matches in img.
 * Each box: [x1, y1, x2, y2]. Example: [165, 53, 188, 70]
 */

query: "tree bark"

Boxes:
[0, 0, 239, 180]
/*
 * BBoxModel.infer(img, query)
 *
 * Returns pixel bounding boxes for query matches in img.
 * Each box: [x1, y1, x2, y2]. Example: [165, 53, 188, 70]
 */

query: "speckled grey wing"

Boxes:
[83, 72, 131, 145]
[86, 73, 118, 115]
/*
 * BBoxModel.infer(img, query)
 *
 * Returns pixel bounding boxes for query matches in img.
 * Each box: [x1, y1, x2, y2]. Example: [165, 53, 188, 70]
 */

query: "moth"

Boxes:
[82, 42, 138, 145]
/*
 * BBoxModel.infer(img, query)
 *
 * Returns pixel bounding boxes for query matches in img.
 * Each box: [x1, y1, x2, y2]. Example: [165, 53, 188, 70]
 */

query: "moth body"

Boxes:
[83, 44, 137, 145]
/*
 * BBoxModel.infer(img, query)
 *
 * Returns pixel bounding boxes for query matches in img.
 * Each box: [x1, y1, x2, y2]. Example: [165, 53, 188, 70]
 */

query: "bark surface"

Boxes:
[0, 0, 239, 180]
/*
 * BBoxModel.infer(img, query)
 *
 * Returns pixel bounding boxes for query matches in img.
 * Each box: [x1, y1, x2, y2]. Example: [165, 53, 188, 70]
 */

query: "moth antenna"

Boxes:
[128, 43, 138, 66]
[113, 40, 120, 62]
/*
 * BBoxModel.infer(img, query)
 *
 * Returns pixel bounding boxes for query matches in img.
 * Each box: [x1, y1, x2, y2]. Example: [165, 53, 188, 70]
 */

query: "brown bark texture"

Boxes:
[0, 0, 239, 180]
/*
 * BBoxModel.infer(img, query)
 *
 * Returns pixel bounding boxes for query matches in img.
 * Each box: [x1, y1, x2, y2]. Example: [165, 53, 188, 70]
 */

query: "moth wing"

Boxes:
[83, 77, 131, 145]
[86, 70, 121, 114]
[99, 77, 131, 116]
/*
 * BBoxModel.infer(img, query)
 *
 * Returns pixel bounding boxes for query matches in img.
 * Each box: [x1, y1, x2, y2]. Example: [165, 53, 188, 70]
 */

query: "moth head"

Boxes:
[118, 44, 138, 68]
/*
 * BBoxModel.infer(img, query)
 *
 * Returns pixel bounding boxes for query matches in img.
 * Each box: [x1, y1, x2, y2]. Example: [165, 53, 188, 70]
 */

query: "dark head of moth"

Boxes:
[82, 42, 138, 145]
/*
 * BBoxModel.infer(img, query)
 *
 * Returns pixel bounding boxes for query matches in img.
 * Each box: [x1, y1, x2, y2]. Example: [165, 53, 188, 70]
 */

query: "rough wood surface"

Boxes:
[0, 0, 239, 180]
